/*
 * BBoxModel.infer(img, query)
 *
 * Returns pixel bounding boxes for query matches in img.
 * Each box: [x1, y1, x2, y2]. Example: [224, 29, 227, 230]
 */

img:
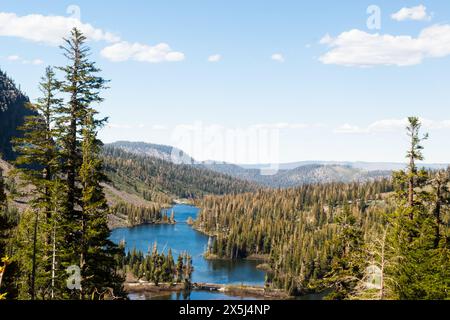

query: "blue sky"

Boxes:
[1, 1, 449, 164]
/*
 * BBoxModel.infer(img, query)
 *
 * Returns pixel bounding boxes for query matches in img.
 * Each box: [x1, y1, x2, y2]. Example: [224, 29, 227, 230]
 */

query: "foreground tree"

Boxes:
[7, 28, 125, 300]
[387, 117, 450, 299]
[12, 67, 61, 299]
[78, 112, 124, 298]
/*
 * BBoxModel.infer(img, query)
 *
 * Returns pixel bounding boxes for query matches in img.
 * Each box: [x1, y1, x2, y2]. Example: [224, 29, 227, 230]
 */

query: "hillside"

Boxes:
[108, 141, 392, 187]
[107, 141, 195, 164]
[240, 161, 449, 171]
[102, 145, 259, 200]
[0, 157, 170, 229]
[0, 68, 35, 161]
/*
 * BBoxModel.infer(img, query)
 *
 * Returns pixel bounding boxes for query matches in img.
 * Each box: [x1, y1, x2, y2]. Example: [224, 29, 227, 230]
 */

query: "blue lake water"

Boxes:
[110, 204, 266, 300]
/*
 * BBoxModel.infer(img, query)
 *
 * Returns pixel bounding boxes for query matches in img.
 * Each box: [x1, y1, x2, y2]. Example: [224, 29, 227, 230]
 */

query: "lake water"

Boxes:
[110, 204, 266, 300]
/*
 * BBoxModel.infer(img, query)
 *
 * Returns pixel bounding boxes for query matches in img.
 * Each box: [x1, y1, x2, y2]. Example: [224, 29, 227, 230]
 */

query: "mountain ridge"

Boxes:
[108, 141, 434, 187]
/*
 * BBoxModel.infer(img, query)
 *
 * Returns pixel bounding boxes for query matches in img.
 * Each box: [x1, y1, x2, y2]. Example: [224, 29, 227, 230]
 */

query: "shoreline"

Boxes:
[124, 281, 290, 300]
[109, 219, 176, 230]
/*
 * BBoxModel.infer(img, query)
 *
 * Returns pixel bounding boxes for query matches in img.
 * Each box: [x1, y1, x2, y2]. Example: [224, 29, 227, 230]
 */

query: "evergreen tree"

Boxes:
[56, 29, 108, 285]
[12, 66, 62, 299]
[176, 255, 184, 283]
[57, 28, 108, 219]
[53, 27, 125, 299]
[323, 205, 366, 300]
[387, 117, 450, 299]
[405, 116, 428, 209]
[78, 112, 125, 298]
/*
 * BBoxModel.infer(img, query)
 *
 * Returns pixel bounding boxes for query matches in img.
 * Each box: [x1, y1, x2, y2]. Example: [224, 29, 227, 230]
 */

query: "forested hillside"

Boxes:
[102, 146, 259, 200]
[0, 69, 35, 161]
[196, 118, 450, 299]
[196, 179, 394, 294]
[204, 163, 391, 188]
[108, 141, 393, 187]
[106, 141, 194, 164]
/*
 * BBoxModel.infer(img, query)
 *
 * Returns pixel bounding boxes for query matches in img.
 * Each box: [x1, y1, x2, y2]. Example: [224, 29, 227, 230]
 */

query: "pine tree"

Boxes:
[387, 117, 450, 299]
[78, 112, 125, 298]
[323, 205, 366, 300]
[12, 66, 62, 299]
[176, 255, 184, 283]
[55, 28, 126, 299]
[57, 28, 108, 219]
[56, 29, 108, 283]
[405, 117, 428, 209]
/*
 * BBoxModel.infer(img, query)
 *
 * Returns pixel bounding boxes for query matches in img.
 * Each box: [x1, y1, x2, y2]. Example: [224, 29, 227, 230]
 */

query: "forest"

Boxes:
[196, 118, 450, 299]
[102, 145, 258, 200]
[123, 245, 193, 288]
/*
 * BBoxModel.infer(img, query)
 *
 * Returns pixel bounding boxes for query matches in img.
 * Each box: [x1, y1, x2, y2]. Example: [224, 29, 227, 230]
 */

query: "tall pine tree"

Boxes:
[387, 117, 450, 299]
[56, 27, 124, 299]
[78, 112, 125, 298]
[12, 66, 62, 299]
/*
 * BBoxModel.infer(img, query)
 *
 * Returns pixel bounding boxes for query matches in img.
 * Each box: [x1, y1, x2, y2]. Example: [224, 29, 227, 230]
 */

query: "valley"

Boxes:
[1, 25, 449, 302]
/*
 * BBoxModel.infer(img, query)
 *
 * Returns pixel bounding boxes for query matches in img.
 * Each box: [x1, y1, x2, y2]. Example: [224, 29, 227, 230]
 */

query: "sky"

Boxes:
[0, 0, 449, 164]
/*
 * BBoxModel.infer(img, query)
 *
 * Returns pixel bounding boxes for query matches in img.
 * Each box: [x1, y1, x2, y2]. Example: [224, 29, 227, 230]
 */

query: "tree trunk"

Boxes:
[30, 210, 39, 300]
[51, 222, 56, 299]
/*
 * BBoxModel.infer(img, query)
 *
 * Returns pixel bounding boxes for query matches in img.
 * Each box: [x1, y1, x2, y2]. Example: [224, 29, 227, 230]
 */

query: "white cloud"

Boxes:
[30, 59, 44, 65]
[7, 55, 20, 61]
[391, 5, 431, 22]
[271, 53, 285, 63]
[319, 24, 450, 67]
[4, 54, 44, 65]
[251, 122, 324, 130]
[335, 118, 450, 134]
[208, 54, 221, 62]
[319, 34, 333, 45]
[152, 124, 168, 130]
[100, 41, 185, 63]
[0, 12, 119, 45]
[334, 123, 364, 134]
[0, 11, 186, 65]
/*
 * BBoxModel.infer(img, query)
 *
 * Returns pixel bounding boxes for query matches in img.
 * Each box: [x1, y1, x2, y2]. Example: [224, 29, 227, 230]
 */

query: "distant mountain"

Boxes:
[204, 163, 391, 188]
[240, 161, 449, 172]
[108, 141, 397, 187]
[106, 141, 195, 164]
[102, 146, 259, 200]
[0, 69, 34, 161]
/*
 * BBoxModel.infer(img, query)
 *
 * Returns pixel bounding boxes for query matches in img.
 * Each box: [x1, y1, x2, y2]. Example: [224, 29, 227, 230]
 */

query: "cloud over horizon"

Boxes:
[335, 118, 450, 134]
[319, 24, 450, 67]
